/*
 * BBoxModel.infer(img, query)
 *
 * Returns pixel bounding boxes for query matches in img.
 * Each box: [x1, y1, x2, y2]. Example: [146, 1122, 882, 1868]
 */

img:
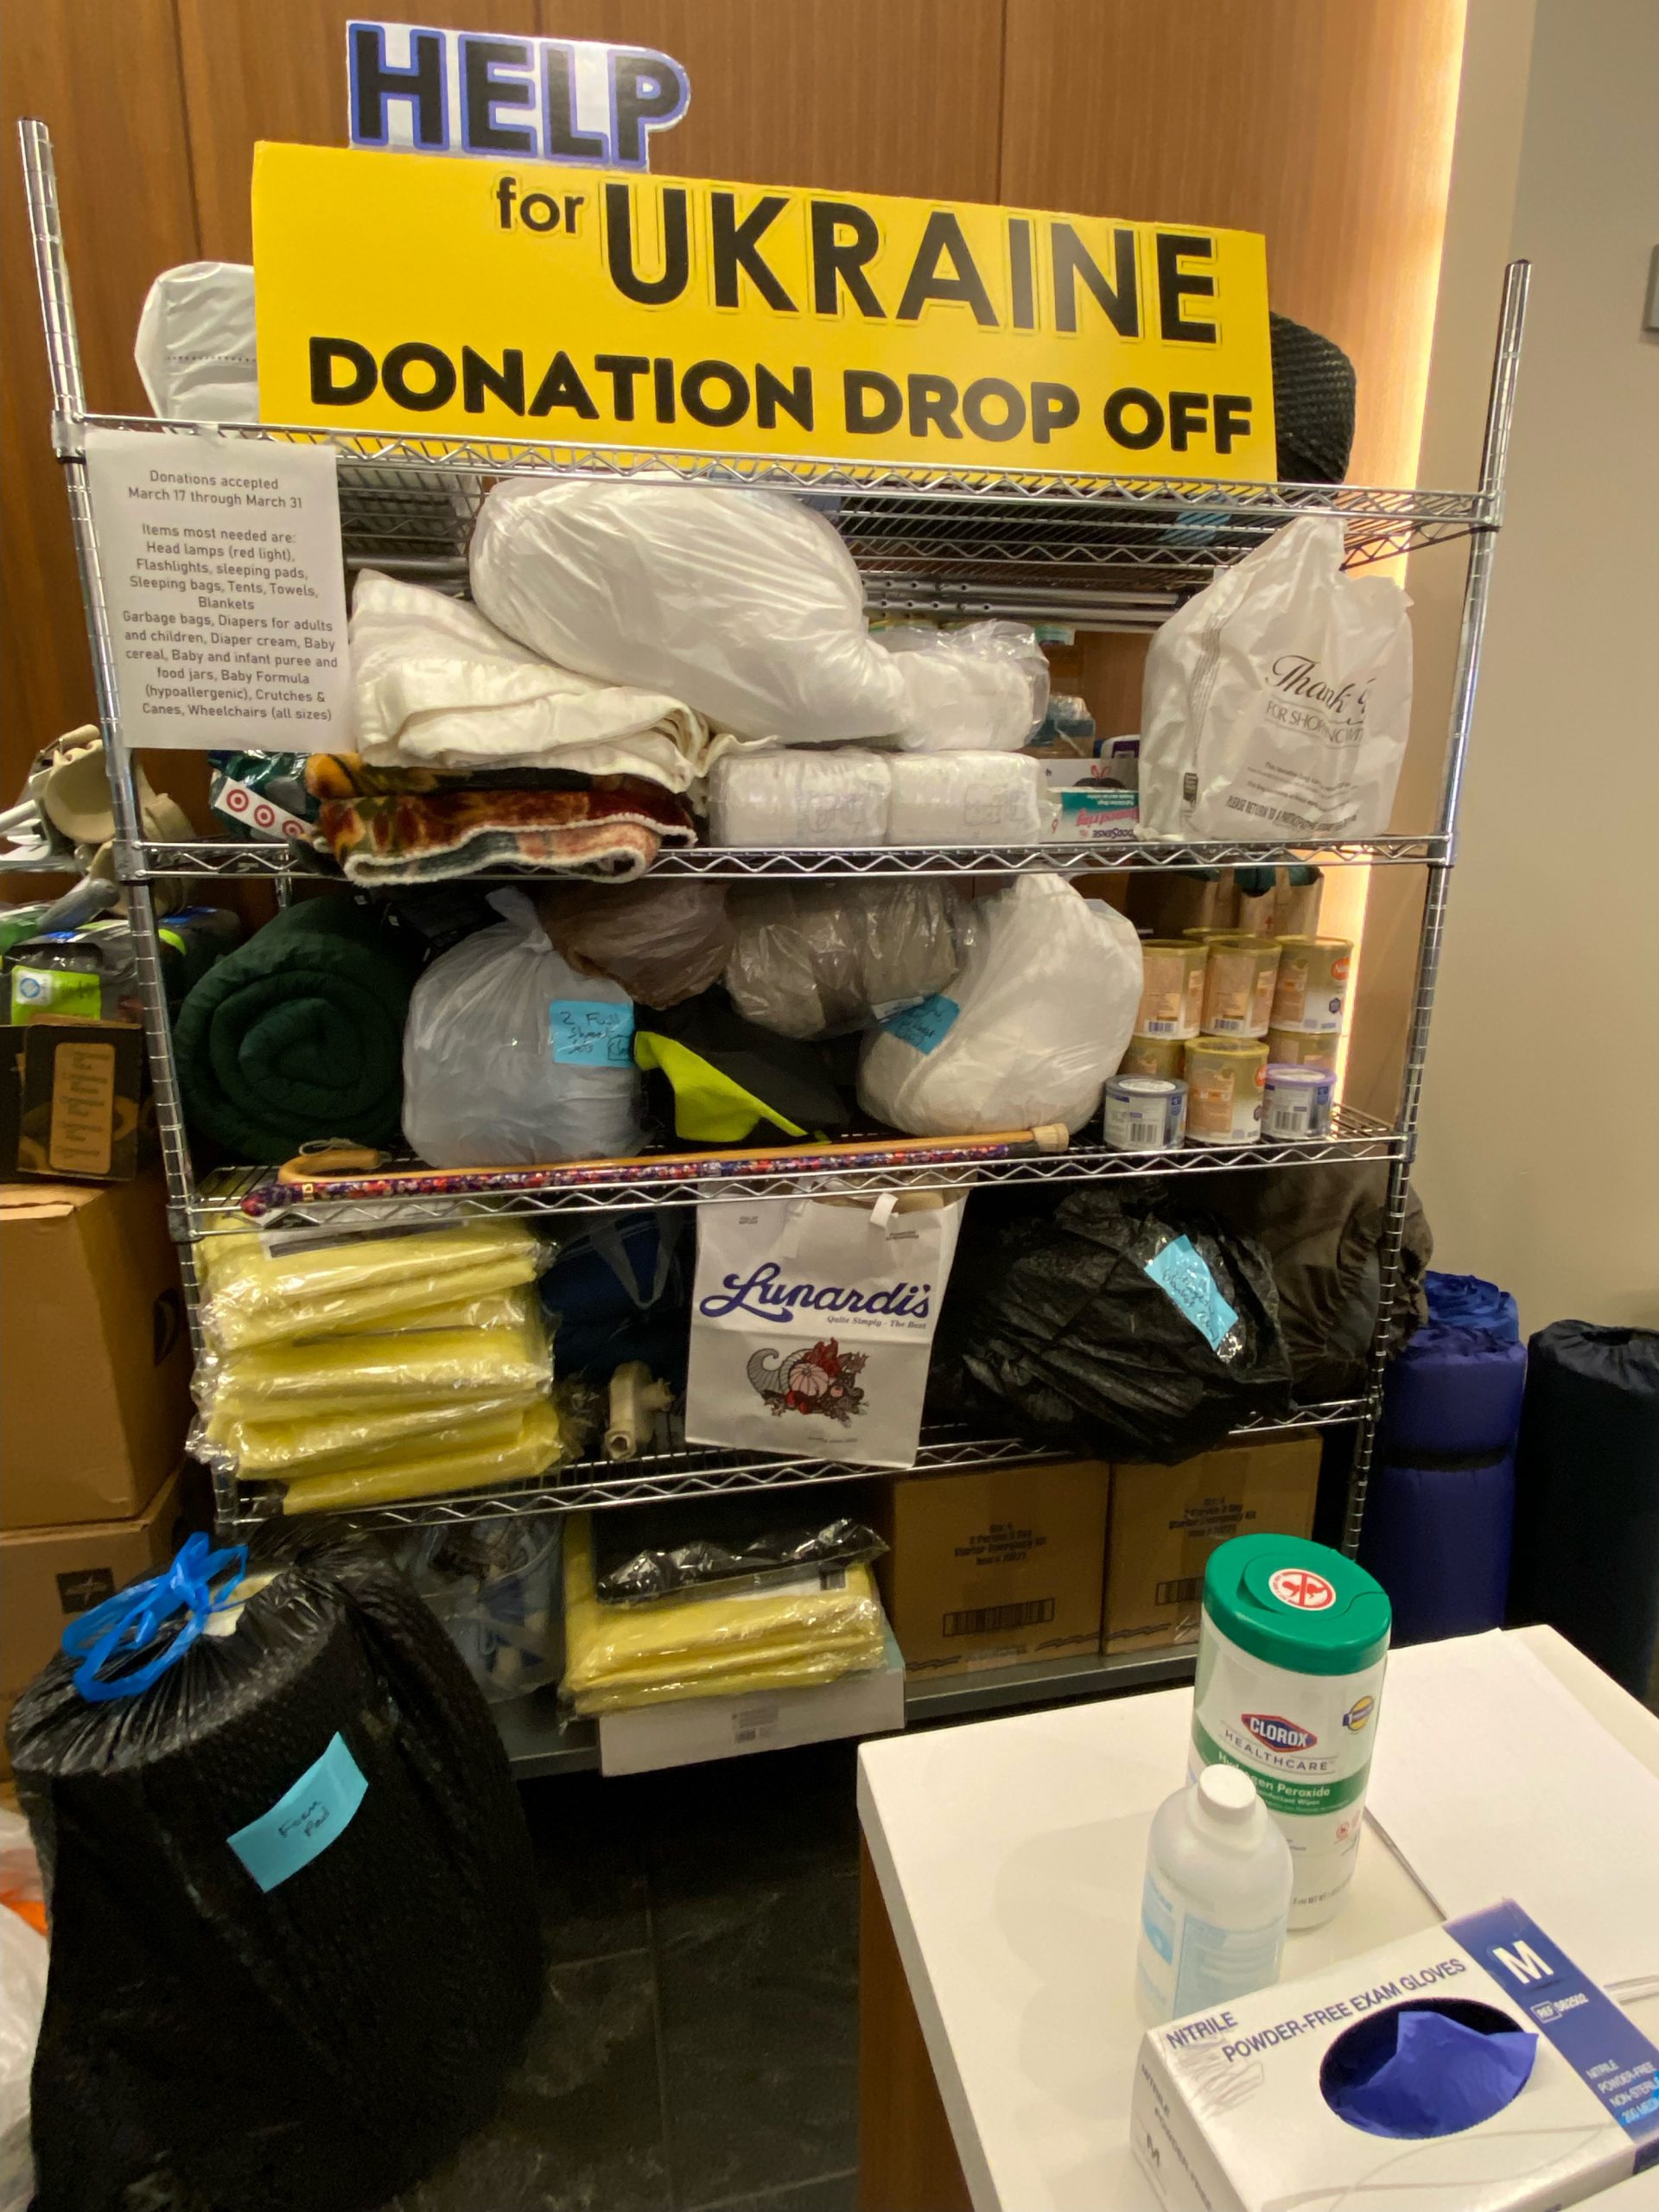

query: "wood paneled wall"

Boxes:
[2, 0, 1465, 868]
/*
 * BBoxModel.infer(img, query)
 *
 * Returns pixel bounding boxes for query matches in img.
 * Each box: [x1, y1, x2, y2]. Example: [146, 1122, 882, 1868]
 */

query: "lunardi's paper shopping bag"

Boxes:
[685, 1190, 965, 1470]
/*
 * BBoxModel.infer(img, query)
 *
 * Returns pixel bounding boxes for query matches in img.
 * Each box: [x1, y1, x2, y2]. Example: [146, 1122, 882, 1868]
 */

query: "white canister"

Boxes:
[1103, 1074, 1186, 1151]
[1262, 1064, 1336, 1140]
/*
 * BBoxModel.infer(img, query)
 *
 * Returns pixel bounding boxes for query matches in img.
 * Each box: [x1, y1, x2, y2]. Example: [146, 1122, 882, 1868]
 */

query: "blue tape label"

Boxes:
[550, 999, 635, 1067]
[883, 995, 959, 1053]
[1143, 1235, 1239, 1351]
[228, 1731, 367, 1892]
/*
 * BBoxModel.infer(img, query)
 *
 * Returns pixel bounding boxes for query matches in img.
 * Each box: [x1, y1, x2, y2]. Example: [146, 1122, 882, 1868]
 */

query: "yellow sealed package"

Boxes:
[560, 1516, 887, 1716]
[310, 1283, 538, 1339]
[281, 1398, 563, 1515]
[207, 1390, 546, 1479]
[195, 1220, 548, 1351]
[199, 1308, 550, 1420]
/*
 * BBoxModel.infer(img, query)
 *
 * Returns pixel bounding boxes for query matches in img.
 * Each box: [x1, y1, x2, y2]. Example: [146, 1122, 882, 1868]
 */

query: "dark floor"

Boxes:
[394, 1740, 864, 2212]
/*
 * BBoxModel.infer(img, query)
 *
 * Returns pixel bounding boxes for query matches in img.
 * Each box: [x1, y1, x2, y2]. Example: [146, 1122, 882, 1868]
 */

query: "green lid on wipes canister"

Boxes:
[1201, 1535, 1391, 1676]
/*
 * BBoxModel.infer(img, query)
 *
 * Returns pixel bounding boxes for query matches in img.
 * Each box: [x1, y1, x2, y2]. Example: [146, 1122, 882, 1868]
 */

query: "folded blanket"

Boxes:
[307, 755, 698, 886]
[201, 1311, 550, 1420]
[210, 1391, 545, 1478]
[174, 895, 418, 1162]
[350, 569, 731, 791]
[281, 1397, 563, 1514]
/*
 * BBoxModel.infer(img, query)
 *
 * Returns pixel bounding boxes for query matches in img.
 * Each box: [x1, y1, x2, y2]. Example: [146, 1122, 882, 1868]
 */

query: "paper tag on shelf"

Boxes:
[83, 426, 351, 751]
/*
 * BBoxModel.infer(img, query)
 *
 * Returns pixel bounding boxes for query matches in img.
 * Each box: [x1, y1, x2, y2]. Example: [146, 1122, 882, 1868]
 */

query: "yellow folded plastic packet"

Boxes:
[282, 1398, 563, 1516]
[196, 1220, 546, 1351]
[212, 1389, 547, 1478]
[561, 1516, 887, 1715]
[302, 1280, 538, 1340]
[201, 1310, 550, 1420]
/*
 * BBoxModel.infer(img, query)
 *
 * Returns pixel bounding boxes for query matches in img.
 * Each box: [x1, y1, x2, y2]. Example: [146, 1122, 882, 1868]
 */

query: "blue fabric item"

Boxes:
[1382, 1323, 1528, 1457]
[1359, 1450, 1516, 1645]
[1324, 2007, 1535, 2139]
[539, 1212, 690, 1384]
[1426, 1270, 1520, 1343]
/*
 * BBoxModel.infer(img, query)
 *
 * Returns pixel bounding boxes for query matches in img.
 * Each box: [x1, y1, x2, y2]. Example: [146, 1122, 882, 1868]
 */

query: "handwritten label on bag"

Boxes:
[882, 995, 960, 1054]
[1143, 1234, 1239, 1352]
[550, 1000, 635, 1067]
[227, 1730, 367, 1891]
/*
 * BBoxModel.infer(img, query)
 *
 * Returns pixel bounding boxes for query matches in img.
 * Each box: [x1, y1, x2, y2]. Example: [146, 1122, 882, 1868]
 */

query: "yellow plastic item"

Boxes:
[560, 1516, 886, 1715]
[201, 1310, 550, 1419]
[281, 1398, 563, 1515]
[304, 1282, 538, 1340]
[213, 1390, 546, 1478]
[196, 1220, 545, 1351]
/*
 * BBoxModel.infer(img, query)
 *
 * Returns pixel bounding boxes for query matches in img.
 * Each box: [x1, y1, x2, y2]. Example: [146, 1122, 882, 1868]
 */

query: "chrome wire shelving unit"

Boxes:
[20, 111, 1525, 1756]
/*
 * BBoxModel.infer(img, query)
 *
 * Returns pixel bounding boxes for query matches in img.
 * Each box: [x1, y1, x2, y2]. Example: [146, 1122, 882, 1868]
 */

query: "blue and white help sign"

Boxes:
[685, 1189, 964, 1471]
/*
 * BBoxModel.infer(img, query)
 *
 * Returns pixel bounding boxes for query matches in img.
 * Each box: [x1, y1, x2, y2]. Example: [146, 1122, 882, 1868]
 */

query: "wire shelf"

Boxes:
[220, 1402, 1365, 1537]
[181, 1103, 1402, 1237]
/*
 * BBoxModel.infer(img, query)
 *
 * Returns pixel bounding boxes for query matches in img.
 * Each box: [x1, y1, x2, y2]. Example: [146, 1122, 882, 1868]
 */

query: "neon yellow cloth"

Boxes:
[305, 1281, 537, 1339]
[216, 1389, 546, 1478]
[631, 1031, 805, 1142]
[560, 1516, 886, 1714]
[204, 1310, 550, 1420]
[281, 1398, 563, 1515]
[197, 1221, 543, 1351]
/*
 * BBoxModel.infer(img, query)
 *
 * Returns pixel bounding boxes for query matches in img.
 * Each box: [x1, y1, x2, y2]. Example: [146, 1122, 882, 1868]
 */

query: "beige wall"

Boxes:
[1408, 0, 1659, 1328]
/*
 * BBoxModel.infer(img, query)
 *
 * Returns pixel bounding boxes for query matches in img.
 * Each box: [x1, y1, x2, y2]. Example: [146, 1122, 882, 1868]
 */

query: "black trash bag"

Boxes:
[8, 1535, 543, 2212]
[929, 1187, 1292, 1462]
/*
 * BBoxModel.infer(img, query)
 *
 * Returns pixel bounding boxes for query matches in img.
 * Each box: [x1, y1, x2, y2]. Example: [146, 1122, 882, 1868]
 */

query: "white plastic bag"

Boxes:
[1139, 516, 1412, 839]
[468, 478, 908, 742]
[403, 890, 642, 1165]
[857, 873, 1142, 1135]
[724, 881, 965, 1039]
[884, 753, 1045, 845]
[707, 748, 890, 848]
[885, 622, 1050, 752]
[134, 262, 258, 421]
[0, 1810, 47, 2212]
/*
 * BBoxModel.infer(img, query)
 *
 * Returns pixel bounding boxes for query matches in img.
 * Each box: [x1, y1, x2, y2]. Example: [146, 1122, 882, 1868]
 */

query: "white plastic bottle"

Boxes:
[1135, 1766, 1294, 2025]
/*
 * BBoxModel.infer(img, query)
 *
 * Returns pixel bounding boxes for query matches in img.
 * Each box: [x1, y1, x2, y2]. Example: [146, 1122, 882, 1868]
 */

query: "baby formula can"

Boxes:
[1191, 1535, 1391, 1927]
[1265, 1027, 1338, 1074]
[1201, 936, 1281, 1039]
[1270, 936, 1353, 1034]
[1120, 1032, 1187, 1081]
[1184, 1035, 1267, 1146]
[1262, 1063, 1336, 1139]
[1103, 1074, 1186, 1151]
[1135, 939, 1208, 1039]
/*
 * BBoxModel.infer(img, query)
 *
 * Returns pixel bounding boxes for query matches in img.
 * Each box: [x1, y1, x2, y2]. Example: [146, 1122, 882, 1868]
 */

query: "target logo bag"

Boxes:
[685, 1189, 965, 1471]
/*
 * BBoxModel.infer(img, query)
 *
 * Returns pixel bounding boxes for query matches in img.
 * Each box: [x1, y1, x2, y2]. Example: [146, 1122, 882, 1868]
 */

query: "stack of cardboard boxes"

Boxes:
[0, 1172, 195, 1762]
[875, 1436, 1323, 1681]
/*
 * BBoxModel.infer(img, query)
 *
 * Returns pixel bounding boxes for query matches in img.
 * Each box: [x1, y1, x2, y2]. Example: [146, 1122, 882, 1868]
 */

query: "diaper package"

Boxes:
[884, 753, 1045, 846]
[133, 261, 257, 421]
[707, 748, 891, 849]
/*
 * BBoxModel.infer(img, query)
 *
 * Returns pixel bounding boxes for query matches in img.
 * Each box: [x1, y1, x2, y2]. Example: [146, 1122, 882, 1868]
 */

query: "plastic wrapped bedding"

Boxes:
[281, 1399, 563, 1515]
[195, 1221, 545, 1351]
[707, 748, 890, 848]
[469, 478, 908, 743]
[884, 753, 1045, 845]
[349, 569, 731, 792]
[134, 261, 257, 420]
[199, 1311, 551, 1421]
[560, 1518, 886, 1715]
[535, 879, 733, 1007]
[884, 622, 1050, 752]
[317, 1286, 537, 1338]
[858, 873, 1142, 1135]
[204, 1391, 546, 1481]
[724, 880, 966, 1039]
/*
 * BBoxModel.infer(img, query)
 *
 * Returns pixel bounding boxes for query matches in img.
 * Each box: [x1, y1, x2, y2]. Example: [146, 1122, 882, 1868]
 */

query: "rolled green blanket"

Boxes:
[175, 897, 418, 1162]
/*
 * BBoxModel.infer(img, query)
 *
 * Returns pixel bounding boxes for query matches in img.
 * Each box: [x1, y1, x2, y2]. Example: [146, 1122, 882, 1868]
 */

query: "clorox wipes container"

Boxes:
[1189, 1535, 1390, 1929]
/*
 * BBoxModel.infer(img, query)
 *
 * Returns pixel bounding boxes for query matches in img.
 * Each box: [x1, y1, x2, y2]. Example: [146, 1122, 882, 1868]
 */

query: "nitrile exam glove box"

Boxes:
[1132, 1900, 1659, 2212]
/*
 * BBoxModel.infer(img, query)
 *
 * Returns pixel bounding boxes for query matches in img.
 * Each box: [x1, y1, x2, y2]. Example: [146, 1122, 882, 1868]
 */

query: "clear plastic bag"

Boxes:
[535, 878, 734, 1007]
[594, 1509, 887, 1605]
[396, 1519, 564, 1703]
[724, 880, 967, 1039]
[197, 1309, 551, 1420]
[1139, 515, 1412, 839]
[469, 478, 908, 743]
[0, 1898, 46, 2212]
[884, 620, 1050, 751]
[403, 888, 643, 1166]
[196, 1221, 547, 1352]
[281, 1399, 563, 1515]
[884, 753, 1046, 845]
[200, 1388, 548, 1480]
[133, 261, 257, 421]
[857, 872, 1142, 1135]
[707, 747, 890, 848]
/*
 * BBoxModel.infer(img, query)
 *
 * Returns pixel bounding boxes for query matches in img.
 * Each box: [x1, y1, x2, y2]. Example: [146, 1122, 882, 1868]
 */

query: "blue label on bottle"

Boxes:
[227, 1732, 367, 1892]
[1143, 1235, 1239, 1351]
[550, 999, 635, 1067]
[883, 994, 959, 1053]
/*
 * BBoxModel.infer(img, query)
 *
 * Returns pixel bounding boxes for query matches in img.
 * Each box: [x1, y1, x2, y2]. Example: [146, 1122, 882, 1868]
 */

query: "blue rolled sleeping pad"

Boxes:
[1425, 1269, 1521, 1344]
[1359, 1320, 1528, 1645]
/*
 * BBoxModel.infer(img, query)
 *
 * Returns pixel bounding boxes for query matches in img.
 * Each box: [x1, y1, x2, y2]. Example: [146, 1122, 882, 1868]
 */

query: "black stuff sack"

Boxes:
[931, 1188, 1292, 1462]
[7, 1534, 543, 2212]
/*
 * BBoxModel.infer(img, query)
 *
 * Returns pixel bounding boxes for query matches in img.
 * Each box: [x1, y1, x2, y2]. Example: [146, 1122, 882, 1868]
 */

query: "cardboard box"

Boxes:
[876, 1461, 1111, 1678]
[1, 1465, 194, 1768]
[0, 1172, 191, 1529]
[1133, 1902, 1659, 2210]
[0, 1018, 154, 1181]
[1103, 1438, 1320, 1655]
[598, 1627, 906, 1777]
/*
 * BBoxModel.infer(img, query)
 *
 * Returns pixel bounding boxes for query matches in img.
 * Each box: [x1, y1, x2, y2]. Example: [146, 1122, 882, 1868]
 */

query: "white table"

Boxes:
[856, 1626, 1659, 2212]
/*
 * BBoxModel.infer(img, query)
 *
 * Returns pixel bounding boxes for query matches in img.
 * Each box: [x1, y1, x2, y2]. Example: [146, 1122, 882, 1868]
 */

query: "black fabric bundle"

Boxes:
[8, 1541, 543, 2212]
[1269, 312, 1357, 484]
[928, 1188, 1292, 1462]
